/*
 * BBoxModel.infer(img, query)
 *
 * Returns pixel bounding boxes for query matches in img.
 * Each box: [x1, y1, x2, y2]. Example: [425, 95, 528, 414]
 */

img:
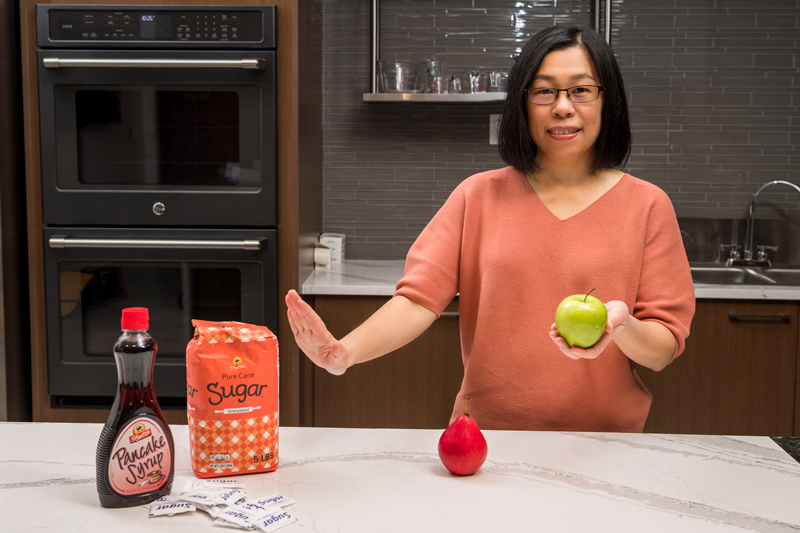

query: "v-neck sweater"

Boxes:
[395, 167, 695, 432]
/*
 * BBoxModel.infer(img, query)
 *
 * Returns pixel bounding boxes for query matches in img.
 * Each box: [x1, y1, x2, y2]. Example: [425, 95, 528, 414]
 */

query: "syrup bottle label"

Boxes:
[107, 417, 172, 496]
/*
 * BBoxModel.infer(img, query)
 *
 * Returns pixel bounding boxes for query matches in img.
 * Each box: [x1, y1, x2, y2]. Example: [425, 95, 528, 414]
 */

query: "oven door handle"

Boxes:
[42, 58, 265, 70]
[49, 236, 265, 251]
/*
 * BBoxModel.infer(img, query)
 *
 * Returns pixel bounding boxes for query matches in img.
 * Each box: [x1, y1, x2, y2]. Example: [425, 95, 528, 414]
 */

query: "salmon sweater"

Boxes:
[395, 167, 695, 432]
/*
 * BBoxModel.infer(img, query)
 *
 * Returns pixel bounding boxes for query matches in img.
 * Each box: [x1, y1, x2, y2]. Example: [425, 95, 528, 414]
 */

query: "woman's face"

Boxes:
[526, 46, 603, 169]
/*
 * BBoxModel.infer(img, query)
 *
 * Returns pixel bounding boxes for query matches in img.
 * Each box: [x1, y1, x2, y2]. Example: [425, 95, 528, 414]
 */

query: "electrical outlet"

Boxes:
[489, 114, 501, 145]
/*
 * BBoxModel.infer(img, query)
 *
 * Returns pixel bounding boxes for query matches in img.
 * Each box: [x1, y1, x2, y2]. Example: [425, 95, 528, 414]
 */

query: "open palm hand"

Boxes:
[286, 289, 349, 375]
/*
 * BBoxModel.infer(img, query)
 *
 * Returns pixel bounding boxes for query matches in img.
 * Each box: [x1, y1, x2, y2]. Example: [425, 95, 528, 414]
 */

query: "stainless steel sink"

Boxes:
[690, 265, 800, 286]
[760, 269, 800, 286]
[690, 266, 747, 285]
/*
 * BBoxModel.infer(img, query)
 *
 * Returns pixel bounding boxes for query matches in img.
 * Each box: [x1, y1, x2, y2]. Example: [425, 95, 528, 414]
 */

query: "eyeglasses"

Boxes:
[525, 85, 604, 105]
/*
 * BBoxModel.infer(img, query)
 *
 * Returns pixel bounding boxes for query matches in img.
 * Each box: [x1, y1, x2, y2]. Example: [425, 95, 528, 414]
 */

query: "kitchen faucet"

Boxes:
[728, 180, 800, 267]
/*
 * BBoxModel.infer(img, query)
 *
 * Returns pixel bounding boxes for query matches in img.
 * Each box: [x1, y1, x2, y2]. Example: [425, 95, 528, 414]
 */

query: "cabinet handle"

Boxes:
[728, 313, 791, 323]
[440, 311, 459, 318]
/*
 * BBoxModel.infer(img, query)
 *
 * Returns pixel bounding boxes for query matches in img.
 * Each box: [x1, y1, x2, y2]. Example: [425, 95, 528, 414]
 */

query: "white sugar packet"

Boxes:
[253, 510, 297, 532]
[150, 495, 177, 509]
[149, 496, 196, 517]
[233, 498, 284, 520]
[183, 480, 205, 493]
[253, 494, 297, 508]
[184, 479, 246, 493]
[178, 488, 228, 506]
[214, 489, 248, 506]
[214, 508, 257, 529]
[205, 478, 247, 489]
[195, 502, 228, 518]
[213, 519, 254, 530]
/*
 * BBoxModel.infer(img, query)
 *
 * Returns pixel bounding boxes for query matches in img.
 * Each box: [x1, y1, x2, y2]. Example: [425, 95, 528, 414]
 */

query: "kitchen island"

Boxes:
[2, 423, 799, 532]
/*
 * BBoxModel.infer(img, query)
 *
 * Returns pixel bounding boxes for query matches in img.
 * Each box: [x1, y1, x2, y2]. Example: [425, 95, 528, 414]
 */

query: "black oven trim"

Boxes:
[43, 227, 278, 400]
[36, 5, 276, 50]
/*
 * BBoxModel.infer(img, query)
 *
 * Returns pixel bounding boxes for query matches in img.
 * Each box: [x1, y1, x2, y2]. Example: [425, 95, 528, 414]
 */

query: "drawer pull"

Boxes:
[728, 313, 791, 323]
[440, 311, 459, 318]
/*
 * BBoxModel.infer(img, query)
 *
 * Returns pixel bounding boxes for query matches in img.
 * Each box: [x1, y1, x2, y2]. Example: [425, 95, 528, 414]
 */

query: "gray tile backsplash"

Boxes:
[323, 0, 800, 259]
[615, 0, 800, 224]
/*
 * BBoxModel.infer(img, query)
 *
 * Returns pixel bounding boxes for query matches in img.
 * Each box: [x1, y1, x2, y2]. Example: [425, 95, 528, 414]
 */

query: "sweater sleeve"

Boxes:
[394, 184, 466, 316]
[635, 189, 696, 362]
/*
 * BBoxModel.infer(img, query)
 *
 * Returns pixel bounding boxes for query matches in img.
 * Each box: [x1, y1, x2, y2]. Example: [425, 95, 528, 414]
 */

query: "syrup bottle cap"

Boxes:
[121, 307, 149, 330]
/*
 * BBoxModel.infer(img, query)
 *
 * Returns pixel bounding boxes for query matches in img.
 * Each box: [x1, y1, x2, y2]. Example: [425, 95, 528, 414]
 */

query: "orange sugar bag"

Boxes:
[186, 320, 279, 478]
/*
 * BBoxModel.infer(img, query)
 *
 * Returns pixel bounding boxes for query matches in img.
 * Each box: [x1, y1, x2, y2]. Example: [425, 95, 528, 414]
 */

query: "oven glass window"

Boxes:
[59, 265, 242, 359]
[75, 89, 244, 186]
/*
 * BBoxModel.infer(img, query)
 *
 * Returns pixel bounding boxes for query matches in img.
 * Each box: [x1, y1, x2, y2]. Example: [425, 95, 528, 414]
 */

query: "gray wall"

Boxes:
[615, 0, 800, 218]
[323, 0, 800, 260]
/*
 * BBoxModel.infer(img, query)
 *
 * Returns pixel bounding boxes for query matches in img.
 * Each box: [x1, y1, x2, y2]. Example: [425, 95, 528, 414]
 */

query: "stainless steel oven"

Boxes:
[35, 5, 280, 407]
[36, 5, 276, 227]
[44, 227, 278, 404]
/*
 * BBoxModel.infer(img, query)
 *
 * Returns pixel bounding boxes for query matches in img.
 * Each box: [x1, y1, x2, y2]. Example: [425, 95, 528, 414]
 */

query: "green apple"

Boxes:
[555, 289, 608, 349]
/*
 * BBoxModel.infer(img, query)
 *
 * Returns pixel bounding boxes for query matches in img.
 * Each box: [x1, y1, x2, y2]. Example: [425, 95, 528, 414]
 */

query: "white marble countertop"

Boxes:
[301, 259, 800, 300]
[301, 259, 406, 296]
[3, 422, 800, 532]
[692, 283, 800, 300]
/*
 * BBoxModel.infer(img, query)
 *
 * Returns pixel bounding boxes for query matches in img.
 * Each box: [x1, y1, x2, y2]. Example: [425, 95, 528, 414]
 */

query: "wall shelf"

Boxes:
[366, 0, 609, 103]
[362, 92, 505, 103]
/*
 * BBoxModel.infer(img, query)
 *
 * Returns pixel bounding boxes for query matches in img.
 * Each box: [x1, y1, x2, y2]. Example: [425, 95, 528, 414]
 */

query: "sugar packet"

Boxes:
[149, 496, 196, 517]
[253, 494, 297, 508]
[179, 488, 228, 506]
[184, 478, 247, 493]
[214, 508, 256, 529]
[214, 489, 248, 506]
[253, 510, 297, 532]
[205, 478, 247, 489]
[233, 498, 284, 520]
[195, 502, 228, 518]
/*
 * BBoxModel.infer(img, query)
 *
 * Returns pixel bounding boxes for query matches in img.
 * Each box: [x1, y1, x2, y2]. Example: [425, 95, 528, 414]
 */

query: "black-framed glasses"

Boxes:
[525, 85, 604, 105]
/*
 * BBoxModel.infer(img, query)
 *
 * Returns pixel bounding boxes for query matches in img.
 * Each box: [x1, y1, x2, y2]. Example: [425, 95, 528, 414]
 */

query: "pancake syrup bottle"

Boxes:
[96, 307, 175, 508]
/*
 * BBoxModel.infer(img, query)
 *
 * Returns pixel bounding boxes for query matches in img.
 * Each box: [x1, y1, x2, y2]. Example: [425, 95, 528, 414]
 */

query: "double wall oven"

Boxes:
[36, 4, 278, 406]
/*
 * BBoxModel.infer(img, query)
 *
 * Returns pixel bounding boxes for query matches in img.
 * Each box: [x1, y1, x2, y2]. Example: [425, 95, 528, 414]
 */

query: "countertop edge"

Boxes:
[771, 436, 800, 464]
[301, 260, 800, 300]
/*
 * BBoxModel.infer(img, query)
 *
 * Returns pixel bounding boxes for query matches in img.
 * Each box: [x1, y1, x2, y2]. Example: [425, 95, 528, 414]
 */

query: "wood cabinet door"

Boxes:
[313, 297, 463, 429]
[638, 300, 797, 436]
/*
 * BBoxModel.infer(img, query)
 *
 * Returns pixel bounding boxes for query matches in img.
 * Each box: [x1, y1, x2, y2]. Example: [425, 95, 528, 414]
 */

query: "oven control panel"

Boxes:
[37, 6, 275, 48]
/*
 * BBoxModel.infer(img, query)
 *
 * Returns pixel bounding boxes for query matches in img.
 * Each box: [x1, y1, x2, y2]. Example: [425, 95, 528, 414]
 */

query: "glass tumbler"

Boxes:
[426, 59, 447, 94]
[378, 60, 414, 93]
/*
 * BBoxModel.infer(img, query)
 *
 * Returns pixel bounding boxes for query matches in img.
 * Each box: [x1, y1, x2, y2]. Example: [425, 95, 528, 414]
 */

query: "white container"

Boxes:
[314, 243, 331, 270]
[319, 233, 346, 264]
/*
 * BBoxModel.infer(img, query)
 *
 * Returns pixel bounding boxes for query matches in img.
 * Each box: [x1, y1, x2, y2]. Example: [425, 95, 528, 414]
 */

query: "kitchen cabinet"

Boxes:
[313, 296, 463, 429]
[310, 295, 800, 436]
[639, 300, 799, 437]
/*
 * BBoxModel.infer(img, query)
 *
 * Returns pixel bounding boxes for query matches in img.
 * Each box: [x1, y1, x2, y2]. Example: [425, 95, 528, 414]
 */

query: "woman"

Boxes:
[286, 25, 695, 432]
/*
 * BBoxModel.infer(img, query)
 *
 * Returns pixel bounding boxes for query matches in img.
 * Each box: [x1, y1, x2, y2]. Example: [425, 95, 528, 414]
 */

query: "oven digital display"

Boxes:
[46, 9, 264, 43]
[139, 14, 171, 40]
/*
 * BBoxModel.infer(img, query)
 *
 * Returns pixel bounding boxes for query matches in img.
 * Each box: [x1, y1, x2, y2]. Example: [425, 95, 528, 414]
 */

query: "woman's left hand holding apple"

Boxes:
[549, 300, 630, 360]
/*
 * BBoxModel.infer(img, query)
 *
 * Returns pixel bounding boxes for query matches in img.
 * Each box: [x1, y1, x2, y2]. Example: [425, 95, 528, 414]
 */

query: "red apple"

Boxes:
[438, 397, 488, 476]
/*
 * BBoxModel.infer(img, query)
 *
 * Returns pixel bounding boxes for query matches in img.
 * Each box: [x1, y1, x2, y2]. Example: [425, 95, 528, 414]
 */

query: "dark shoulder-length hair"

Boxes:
[497, 25, 631, 176]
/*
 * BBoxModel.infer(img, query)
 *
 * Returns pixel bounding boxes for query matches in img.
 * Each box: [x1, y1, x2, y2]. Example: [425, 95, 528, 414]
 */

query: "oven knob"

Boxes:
[152, 202, 166, 216]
